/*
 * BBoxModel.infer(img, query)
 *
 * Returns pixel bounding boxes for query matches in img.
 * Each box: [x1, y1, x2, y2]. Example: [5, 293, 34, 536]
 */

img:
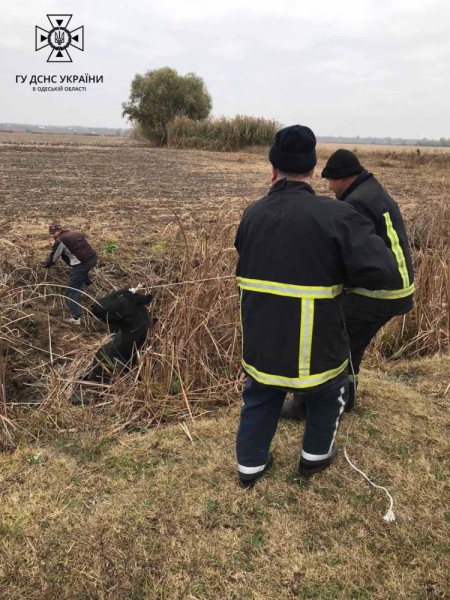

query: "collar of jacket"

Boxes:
[339, 170, 373, 201]
[268, 178, 315, 196]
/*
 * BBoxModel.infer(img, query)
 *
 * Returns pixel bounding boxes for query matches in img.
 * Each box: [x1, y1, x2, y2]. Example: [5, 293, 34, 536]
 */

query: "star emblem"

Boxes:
[35, 15, 84, 63]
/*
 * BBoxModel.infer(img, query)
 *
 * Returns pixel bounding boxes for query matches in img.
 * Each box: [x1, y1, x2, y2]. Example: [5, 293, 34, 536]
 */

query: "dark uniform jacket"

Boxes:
[45, 230, 97, 268]
[339, 171, 414, 319]
[235, 179, 403, 391]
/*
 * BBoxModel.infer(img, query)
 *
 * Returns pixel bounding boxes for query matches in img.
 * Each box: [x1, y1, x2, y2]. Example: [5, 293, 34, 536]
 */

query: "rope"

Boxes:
[344, 446, 396, 522]
[141, 275, 235, 290]
[343, 354, 396, 523]
[0, 275, 236, 303]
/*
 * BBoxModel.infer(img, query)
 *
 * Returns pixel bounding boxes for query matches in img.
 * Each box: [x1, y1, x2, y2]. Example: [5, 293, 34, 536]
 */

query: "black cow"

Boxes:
[71, 287, 157, 405]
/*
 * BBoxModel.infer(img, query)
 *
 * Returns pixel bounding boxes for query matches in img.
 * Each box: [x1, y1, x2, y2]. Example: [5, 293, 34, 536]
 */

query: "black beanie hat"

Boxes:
[321, 149, 364, 179]
[269, 125, 317, 174]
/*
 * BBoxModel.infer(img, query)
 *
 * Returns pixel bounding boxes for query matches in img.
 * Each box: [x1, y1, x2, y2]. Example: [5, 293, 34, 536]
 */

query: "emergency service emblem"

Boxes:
[35, 15, 84, 63]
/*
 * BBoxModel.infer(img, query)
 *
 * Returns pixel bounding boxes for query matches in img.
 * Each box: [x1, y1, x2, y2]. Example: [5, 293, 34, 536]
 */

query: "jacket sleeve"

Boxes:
[44, 240, 64, 268]
[336, 205, 403, 290]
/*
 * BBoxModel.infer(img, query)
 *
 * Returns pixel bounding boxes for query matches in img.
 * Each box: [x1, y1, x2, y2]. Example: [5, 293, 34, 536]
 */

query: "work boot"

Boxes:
[238, 452, 273, 488]
[281, 394, 306, 421]
[298, 444, 338, 478]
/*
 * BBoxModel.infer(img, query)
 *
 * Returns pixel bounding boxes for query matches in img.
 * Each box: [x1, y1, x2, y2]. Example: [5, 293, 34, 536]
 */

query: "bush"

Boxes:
[130, 122, 146, 141]
[122, 68, 212, 146]
[167, 115, 281, 151]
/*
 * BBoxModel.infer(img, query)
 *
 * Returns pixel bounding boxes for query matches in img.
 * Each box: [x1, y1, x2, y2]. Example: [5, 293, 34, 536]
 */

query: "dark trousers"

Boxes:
[236, 375, 347, 472]
[345, 312, 392, 409]
[67, 257, 97, 317]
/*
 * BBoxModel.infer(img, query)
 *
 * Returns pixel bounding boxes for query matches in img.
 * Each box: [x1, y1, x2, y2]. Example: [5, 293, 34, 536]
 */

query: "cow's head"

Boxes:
[91, 287, 153, 328]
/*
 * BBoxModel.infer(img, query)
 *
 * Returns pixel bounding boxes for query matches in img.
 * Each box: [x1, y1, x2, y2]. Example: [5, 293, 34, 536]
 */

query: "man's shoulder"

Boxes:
[60, 229, 84, 239]
[244, 189, 352, 218]
[314, 193, 343, 206]
[346, 175, 395, 206]
[241, 195, 267, 218]
[314, 194, 357, 218]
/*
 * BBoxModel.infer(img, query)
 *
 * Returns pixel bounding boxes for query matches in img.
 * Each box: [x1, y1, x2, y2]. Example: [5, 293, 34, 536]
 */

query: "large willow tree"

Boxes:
[122, 67, 213, 146]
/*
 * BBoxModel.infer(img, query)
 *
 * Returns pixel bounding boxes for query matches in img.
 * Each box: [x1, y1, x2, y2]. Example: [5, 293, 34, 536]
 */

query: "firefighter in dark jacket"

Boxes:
[235, 126, 403, 488]
[44, 223, 97, 324]
[282, 149, 414, 420]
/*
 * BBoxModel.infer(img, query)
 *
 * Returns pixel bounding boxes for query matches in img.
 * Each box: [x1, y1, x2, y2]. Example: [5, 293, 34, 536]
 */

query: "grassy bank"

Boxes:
[1, 359, 449, 599]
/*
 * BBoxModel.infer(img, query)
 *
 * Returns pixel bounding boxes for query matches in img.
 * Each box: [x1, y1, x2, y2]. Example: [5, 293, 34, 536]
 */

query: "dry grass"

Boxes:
[317, 142, 450, 155]
[1, 134, 450, 443]
[0, 211, 243, 447]
[0, 362, 449, 599]
[1, 201, 448, 448]
[0, 133, 450, 598]
[372, 197, 450, 360]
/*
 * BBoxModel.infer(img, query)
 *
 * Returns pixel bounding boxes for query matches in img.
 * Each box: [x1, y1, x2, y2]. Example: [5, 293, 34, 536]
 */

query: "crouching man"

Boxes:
[235, 126, 403, 487]
[44, 223, 98, 324]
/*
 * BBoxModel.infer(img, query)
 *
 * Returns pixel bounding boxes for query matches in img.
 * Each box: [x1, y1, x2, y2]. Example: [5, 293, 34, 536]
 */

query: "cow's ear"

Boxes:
[136, 293, 153, 305]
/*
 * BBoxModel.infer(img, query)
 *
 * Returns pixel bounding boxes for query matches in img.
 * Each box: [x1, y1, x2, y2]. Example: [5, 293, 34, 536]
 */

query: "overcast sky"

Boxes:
[0, 0, 448, 138]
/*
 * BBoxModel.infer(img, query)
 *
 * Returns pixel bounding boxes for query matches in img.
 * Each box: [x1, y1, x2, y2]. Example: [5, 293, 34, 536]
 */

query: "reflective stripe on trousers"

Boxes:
[236, 376, 348, 472]
[300, 386, 346, 462]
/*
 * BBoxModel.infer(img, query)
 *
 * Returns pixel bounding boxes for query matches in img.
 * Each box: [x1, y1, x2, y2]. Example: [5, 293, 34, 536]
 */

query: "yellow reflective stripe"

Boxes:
[299, 299, 314, 377]
[239, 288, 244, 346]
[384, 212, 409, 288]
[306, 301, 314, 375]
[350, 283, 414, 300]
[236, 277, 342, 299]
[242, 359, 348, 389]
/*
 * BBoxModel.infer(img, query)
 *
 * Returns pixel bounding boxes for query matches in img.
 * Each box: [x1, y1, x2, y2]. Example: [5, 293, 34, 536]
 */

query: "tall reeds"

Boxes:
[376, 198, 450, 358]
[1, 200, 449, 444]
[167, 115, 280, 151]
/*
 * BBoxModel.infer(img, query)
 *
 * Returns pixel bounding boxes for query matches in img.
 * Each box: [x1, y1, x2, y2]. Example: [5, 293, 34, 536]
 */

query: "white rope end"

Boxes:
[383, 509, 396, 523]
[344, 444, 396, 524]
[345, 367, 397, 525]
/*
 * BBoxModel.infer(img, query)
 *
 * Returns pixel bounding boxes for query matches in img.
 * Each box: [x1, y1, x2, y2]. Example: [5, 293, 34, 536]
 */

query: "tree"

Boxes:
[122, 67, 212, 146]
